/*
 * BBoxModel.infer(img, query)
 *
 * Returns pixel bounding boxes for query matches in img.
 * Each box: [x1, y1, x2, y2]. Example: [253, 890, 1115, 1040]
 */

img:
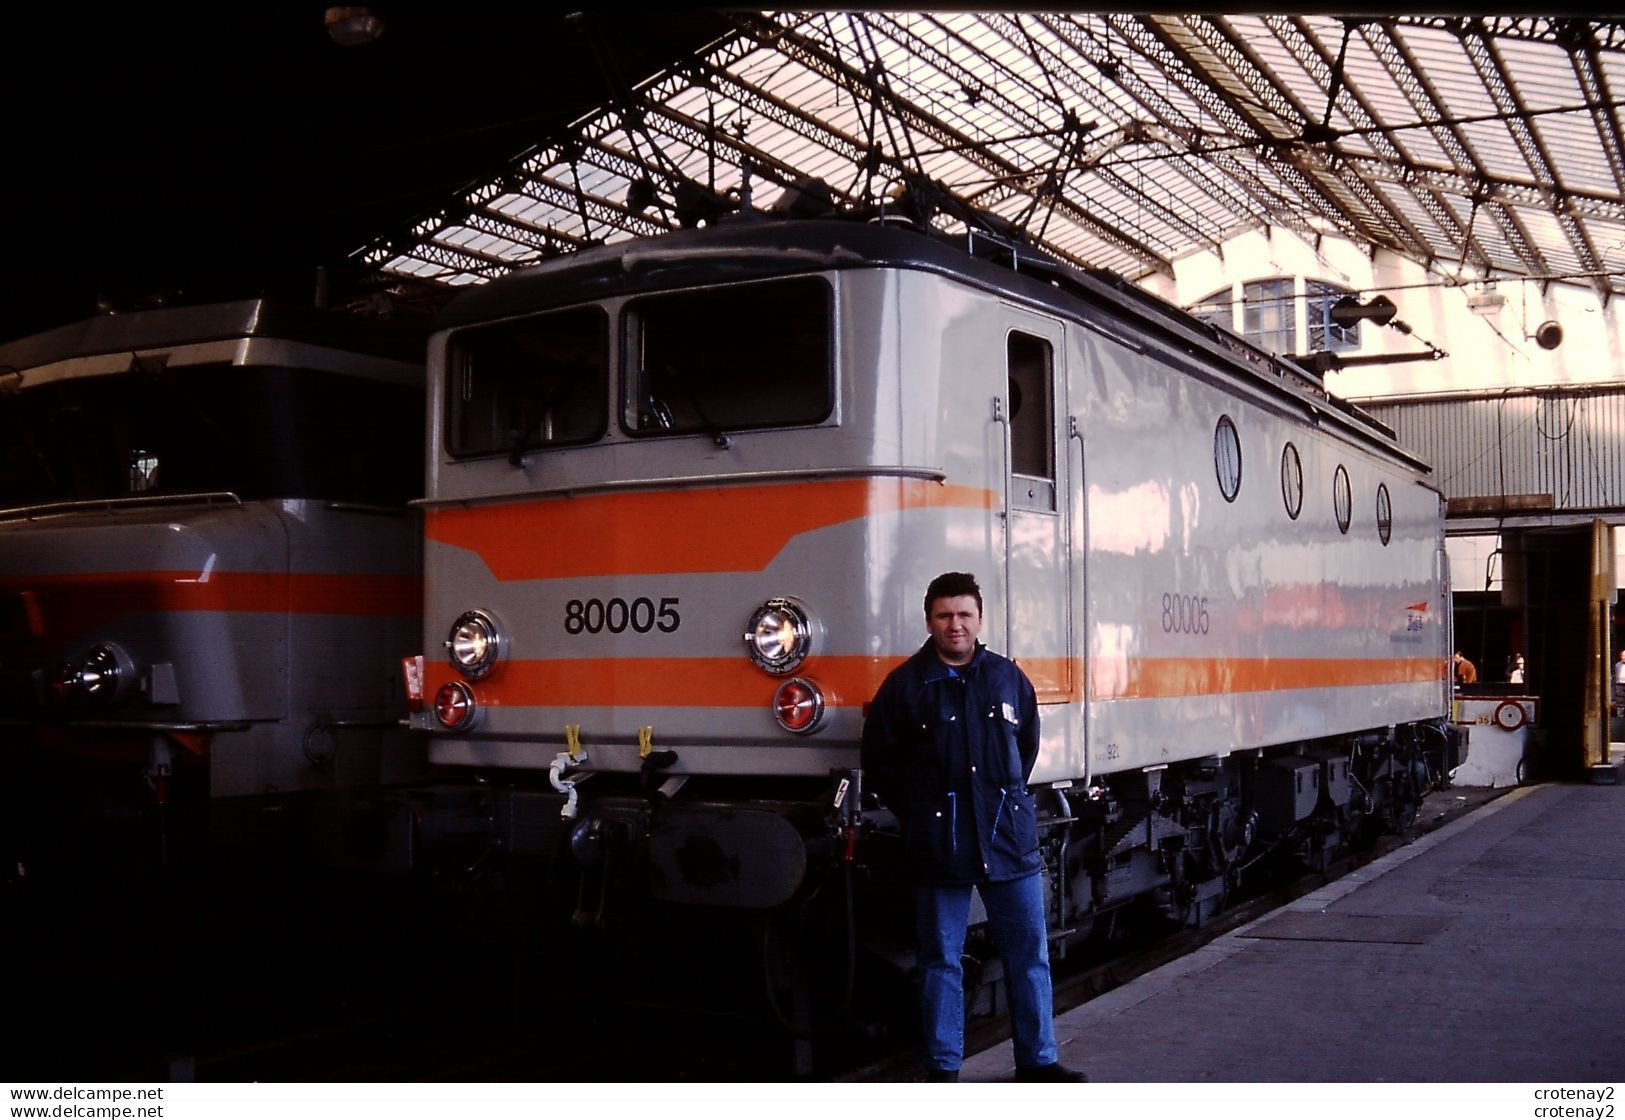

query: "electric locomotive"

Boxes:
[0, 300, 426, 875]
[404, 211, 1450, 959]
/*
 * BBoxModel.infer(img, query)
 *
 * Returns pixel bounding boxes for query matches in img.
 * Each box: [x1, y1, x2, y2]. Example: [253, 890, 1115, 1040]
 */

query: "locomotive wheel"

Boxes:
[1208, 800, 1246, 871]
[1387, 788, 1420, 836]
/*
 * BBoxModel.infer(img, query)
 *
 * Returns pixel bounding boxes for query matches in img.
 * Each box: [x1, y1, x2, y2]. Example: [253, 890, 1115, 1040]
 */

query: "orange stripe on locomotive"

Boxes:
[421, 654, 1444, 710]
[0, 571, 420, 644]
[425, 477, 997, 579]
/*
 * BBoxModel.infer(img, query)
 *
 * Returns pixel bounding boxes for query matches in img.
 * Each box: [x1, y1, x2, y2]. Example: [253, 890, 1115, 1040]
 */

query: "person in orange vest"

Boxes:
[1453, 650, 1477, 686]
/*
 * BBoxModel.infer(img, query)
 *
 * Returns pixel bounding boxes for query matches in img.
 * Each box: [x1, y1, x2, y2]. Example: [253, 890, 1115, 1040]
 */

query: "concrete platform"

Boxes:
[962, 780, 1625, 1082]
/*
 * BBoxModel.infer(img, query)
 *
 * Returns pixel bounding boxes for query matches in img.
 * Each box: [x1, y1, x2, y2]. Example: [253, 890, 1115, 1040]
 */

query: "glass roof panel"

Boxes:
[362, 12, 1625, 300]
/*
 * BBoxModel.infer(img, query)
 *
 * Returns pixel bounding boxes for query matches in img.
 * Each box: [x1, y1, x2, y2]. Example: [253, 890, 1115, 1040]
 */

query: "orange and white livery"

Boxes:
[406, 217, 1451, 931]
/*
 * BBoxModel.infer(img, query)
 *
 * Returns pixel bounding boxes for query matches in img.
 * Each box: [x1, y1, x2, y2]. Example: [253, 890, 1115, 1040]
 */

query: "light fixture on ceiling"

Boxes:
[325, 6, 385, 47]
[1466, 284, 1506, 315]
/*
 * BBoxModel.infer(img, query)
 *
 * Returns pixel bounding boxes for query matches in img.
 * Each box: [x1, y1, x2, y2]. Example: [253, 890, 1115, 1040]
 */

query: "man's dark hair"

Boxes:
[924, 571, 983, 618]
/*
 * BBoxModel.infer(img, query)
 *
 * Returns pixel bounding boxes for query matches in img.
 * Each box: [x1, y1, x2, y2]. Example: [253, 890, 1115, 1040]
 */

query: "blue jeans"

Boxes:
[914, 873, 1058, 1072]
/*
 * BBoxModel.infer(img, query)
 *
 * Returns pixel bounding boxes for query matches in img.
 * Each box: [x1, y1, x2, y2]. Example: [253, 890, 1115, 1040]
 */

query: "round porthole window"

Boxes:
[1376, 483, 1392, 546]
[1214, 415, 1242, 503]
[1333, 464, 1352, 535]
[1281, 442, 1303, 520]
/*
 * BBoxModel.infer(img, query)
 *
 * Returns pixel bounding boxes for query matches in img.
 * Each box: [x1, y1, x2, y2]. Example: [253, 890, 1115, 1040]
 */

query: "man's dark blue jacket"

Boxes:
[861, 639, 1042, 884]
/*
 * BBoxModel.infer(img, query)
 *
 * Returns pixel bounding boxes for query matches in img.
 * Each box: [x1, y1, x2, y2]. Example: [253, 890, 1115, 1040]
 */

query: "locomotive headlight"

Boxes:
[433, 681, 478, 730]
[50, 642, 136, 706]
[445, 610, 502, 679]
[744, 598, 813, 675]
[772, 678, 825, 734]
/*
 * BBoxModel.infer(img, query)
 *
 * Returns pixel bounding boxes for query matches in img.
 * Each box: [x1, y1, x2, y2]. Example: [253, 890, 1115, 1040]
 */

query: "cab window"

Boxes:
[623, 277, 832, 438]
[445, 305, 609, 458]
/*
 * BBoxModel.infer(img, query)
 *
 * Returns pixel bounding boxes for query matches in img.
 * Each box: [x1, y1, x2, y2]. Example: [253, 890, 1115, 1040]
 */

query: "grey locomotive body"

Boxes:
[408, 216, 1451, 946]
[0, 301, 426, 872]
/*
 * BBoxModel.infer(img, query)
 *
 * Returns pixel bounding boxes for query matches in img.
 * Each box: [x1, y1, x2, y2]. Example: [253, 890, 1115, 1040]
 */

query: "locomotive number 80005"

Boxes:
[401, 211, 1452, 1013]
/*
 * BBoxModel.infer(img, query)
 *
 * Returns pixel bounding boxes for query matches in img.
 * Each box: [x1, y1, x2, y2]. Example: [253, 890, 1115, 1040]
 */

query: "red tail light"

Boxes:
[772, 678, 825, 734]
[433, 680, 477, 730]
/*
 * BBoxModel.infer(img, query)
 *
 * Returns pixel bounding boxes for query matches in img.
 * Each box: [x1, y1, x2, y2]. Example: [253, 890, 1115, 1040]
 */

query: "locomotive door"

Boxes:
[998, 310, 1073, 702]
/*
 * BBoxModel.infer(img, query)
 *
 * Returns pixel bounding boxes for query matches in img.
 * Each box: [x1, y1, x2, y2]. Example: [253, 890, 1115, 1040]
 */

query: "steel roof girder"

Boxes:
[384, 240, 510, 283]
[480, 158, 674, 243]
[1261, 149, 1416, 257]
[1371, 157, 1625, 223]
[1115, 16, 1389, 246]
[1032, 15, 1329, 249]
[1568, 42, 1625, 204]
[679, 55, 896, 209]
[727, 14, 982, 171]
[428, 230, 545, 273]
[975, 12, 1259, 250]
[690, 56, 869, 169]
[1405, 16, 1625, 51]
[627, 97, 836, 199]
[1090, 164, 1224, 255]
[1338, 153, 1553, 277]
[872, 12, 1065, 141]
[1457, 25, 1604, 275]
[519, 132, 738, 235]
[1361, 22, 1486, 184]
[1458, 24, 1609, 295]
[1144, 15, 1301, 140]
[1458, 25, 1564, 194]
[1107, 16, 1266, 146]
[625, 40, 877, 196]
[739, 11, 1177, 275]
[1358, 21, 1512, 274]
[1190, 15, 1435, 255]
[1016, 14, 1178, 136]
[465, 205, 595, 254]
[1128, 120, 1326, 245]
[1272, 136, 1437, 259]
[515, 168, 675, 239]
[1028, 17, 1330, 250]
[1269, 15, 1412, 168]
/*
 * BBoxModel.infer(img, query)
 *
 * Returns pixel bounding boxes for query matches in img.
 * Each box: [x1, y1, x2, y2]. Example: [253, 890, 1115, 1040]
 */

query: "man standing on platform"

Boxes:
[861, 571, 1086, 1083]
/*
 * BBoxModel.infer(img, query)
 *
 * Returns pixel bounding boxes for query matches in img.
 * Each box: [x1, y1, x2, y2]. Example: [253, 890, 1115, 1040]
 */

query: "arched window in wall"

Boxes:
[1189, 293, 1233, 333]
[1191, 279, 1288, 351]
[1240, 278, 1295, 353]
[1192, 278, 1365, 358]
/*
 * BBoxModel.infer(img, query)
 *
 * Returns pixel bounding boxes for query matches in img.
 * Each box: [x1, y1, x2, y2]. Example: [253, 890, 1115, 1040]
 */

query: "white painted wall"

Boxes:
[1132, 222, 1625, 400]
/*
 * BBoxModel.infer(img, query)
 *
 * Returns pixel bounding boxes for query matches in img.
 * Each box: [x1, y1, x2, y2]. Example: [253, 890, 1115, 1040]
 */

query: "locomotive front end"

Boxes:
[408, 243, 903, 912]
[0, 302, 424, 875]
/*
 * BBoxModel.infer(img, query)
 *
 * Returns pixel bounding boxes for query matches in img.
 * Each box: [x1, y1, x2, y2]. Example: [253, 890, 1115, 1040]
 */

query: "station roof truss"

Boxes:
[358, 13, 1625, 306]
